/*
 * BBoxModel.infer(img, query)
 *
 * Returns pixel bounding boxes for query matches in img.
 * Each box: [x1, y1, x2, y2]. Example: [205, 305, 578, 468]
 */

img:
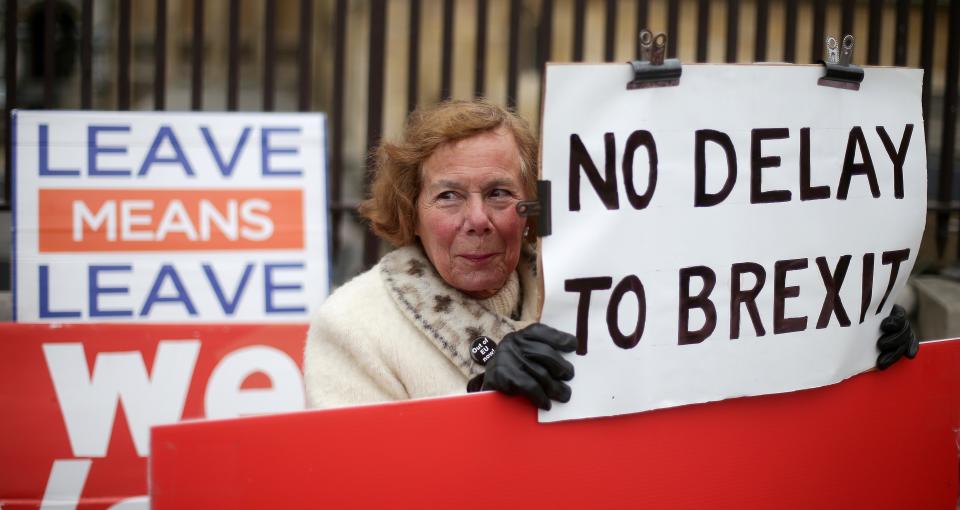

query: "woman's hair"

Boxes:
[359, 99, 539, 247]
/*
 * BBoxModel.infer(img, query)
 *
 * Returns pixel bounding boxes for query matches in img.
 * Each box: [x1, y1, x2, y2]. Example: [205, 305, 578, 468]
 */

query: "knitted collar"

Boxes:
[379, 243, 539, 378]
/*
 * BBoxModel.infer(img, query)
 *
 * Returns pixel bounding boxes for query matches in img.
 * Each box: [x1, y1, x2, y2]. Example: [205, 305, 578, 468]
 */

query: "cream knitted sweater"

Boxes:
[304, 244, 540, 409]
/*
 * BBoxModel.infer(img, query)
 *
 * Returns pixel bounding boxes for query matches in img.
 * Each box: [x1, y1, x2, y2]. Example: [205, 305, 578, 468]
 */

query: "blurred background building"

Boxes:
[0, 0, 957, 337]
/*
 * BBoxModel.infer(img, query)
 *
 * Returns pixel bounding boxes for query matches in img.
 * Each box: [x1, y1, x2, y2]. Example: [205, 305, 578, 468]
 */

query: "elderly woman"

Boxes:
[304, 100, 576, 410]
[304, 99, 919, 412]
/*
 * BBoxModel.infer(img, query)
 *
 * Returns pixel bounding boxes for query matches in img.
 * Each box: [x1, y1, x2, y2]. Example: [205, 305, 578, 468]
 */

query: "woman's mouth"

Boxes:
[459, 253, 498, 264]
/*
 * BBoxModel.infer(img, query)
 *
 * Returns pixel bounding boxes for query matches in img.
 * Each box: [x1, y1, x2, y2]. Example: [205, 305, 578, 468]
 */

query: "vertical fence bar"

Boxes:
[407, 0, 421, 112]
[893, 0, 908, 66]
[117, 0, 131, 110]
[667, 1, 679, 58]
[696, 0, 709, 62]
[191, 0, 204, 110]
[811, 0, 825, 62]
[507, 0, 519, 108]
[725, 0, 739, 63]
[537, 0, 554, 117]
[573, 0, 585, 62]
[227, 0, 239, 111]
[440, 0, 454, 100]
[938, 2, 960, 259]
[474, 0, 488, 97]
[754, 0, 768, 62]
[635, 0, 648, 58]
[538, 0, 553, 68]
[841, 0, 854, 37]
[298, 0, 313, 111]
[4, 0, 17, 206]
[537, 0, 553, 117]
[44, 0, 55, 108]
[537, 0, 553, 70]
[330, 0, 346, 259]
[604, 0, 617, 62]
[920, 0, 934, 139]
[81, 0, 92, 108]
[783, 0, 797, 62]
[364, 0, 387, 267]
[155, 0, 167, 110]
[263, 0, 276, 111]
[867, 0, 881, 65]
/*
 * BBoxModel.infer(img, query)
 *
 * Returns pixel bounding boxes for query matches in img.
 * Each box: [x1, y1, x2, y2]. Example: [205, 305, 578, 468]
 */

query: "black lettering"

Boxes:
[565, 277, 613, 355]
[875, 248, 910, 314]
[694, 129, 737, 207]
[815, 255, 852, 329]
[730, 262, 766, 339]
[774, 258, 808, 334]
[837, 126, 880, 199]
[606, 275, 646, 349]
[569, 133, 619, 211]
[622, 130, 658, 210]
[750, 128, 792, 203]
[876, 124, 913, 199]
[800, 127, 831, 200]
[860, 253, 874, 324]
[678, 266, 717, 345]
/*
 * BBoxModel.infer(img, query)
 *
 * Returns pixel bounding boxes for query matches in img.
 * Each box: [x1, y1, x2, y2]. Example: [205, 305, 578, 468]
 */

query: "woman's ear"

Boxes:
[523, 219, 537, 243]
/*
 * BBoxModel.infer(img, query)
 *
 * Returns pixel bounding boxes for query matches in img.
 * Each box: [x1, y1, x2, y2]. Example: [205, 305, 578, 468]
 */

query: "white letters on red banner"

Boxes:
[0, 324, 309, 508]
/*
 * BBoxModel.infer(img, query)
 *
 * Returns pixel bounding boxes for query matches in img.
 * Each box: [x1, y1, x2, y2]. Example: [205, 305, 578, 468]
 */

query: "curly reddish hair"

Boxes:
[359, 99, 539, 247]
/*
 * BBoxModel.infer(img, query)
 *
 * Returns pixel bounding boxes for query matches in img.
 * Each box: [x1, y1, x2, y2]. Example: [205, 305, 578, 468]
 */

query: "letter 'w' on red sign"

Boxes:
[42, 341, 200, 457]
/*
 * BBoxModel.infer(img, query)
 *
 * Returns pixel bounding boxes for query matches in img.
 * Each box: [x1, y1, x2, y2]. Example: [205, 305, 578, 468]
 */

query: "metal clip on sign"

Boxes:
[818, 34, 864, 91]
[516, 180, 552, 237]
[627, 29, 682, 90]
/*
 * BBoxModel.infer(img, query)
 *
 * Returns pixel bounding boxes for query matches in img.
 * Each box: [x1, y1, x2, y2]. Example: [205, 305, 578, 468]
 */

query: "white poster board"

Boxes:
[13, 111, 329, 322]
[539, 64, 926, 422]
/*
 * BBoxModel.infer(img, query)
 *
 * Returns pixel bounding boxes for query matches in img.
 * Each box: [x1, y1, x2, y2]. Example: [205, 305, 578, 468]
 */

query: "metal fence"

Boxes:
[1, 0, 958, 287]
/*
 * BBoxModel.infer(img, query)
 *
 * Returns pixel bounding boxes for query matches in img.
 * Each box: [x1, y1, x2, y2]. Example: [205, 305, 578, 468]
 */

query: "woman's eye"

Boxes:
[436, 191, 459, 201]
[489, 189, 513, 199]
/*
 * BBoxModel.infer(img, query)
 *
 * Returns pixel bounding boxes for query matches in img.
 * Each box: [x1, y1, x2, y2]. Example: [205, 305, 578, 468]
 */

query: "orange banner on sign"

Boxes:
[38, 189, 304, 252]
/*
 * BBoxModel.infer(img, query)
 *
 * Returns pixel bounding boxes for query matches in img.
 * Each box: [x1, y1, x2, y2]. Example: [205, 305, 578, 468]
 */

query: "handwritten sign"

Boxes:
[539, 64, 926, 422]
[13, 111, 329, 322]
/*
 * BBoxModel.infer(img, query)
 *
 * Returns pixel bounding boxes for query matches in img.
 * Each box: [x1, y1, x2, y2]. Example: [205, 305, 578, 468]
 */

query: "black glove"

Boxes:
[876, 304, 919, 370]
[467, 323, 577, 410]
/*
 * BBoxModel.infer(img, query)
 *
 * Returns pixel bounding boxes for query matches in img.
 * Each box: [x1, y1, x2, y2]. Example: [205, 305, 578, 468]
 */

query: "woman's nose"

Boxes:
[463, 195, 493, 234]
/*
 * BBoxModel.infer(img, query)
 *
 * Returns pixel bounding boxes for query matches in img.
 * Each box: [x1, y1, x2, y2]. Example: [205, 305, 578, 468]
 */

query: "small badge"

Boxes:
[470, 336, 497, 365]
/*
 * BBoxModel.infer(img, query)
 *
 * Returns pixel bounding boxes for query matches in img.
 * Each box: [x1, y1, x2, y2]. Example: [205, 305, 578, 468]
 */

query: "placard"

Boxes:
[13, 111, 329, 322]
[150, 339, 960, 509]
[0, 323, 309, 509]
[539, 64, 926, 421]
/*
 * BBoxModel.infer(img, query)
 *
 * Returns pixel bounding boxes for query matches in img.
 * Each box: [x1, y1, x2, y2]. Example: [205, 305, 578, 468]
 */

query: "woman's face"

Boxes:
[416, 128, 528, 299]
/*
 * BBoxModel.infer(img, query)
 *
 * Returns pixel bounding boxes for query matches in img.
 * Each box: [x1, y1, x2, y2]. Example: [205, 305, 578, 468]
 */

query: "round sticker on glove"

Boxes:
[470, 336, 498, 365]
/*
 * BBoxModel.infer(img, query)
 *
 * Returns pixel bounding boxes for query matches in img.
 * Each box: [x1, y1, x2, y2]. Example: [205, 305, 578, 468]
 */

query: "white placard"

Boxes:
[13, 111, 329, 322]
[539, 64, 926, 422]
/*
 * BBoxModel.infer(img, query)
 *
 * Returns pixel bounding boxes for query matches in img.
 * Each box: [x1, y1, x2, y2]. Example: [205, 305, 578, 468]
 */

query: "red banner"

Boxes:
[152, 339, 960, 509]
[0, 323, 308, 509]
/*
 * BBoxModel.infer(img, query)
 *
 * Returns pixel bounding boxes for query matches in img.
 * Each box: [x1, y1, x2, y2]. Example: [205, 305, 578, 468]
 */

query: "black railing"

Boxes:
[1, 0, 958, 286]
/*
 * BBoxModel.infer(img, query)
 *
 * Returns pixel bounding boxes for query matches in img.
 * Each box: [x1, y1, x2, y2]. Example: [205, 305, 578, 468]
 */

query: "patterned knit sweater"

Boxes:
[304, 244, 540, 409]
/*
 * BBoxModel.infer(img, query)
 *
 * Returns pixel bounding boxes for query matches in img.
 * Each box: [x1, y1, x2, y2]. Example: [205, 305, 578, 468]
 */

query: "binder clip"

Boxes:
[516, 180, 552, 237]
[818, 35, 863, 91]
[627, 30, 682, 89]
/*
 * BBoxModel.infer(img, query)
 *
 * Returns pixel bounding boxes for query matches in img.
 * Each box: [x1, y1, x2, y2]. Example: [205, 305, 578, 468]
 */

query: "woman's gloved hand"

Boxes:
[467, 323, 577, 410]
[876, 304, 920, 370]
